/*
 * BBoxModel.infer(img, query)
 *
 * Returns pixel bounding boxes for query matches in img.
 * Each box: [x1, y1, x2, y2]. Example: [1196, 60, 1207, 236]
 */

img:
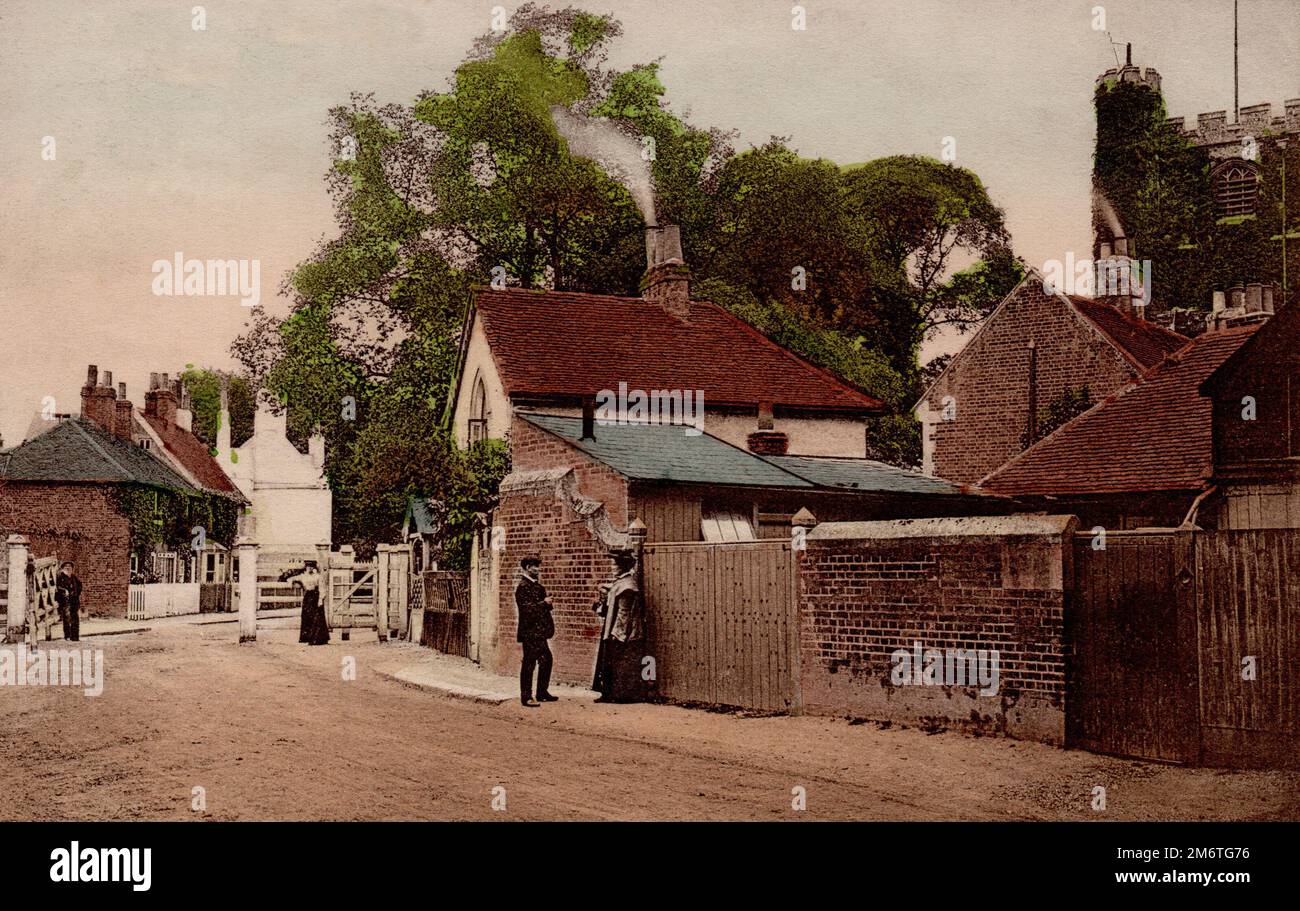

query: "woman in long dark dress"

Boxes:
[285, 562, 329, 645]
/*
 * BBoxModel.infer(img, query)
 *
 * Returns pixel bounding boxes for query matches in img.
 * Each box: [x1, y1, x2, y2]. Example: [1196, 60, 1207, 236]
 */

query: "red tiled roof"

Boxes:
[472, 288, 885, 412]
[981, 325, 1259, 496]
[141, 414, 245, 500]
[1067, 295, 1189, 369]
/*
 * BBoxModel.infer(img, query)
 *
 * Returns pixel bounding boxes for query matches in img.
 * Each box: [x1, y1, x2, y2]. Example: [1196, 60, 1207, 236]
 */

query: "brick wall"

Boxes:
[796, 516, 1076, 743]
[0, 481, 131, 617]
[491, 476, 626, 685]
[510, 417, 629, 526]
[922, 282, 1137, 484]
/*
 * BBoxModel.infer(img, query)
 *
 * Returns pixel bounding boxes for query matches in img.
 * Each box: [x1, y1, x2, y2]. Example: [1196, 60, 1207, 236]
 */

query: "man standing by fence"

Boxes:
[55, 560, 82, 642]
[514, 557, 555, 707]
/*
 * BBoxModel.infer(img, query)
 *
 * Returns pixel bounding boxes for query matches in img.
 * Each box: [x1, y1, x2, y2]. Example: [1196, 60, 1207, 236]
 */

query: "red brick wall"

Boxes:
[0, 481, 131, 617]
[510, 417, 629, 526]
[797, 529, 1070, 743]
[923, 282, 1137, 484]
[492, 479, 625, 685]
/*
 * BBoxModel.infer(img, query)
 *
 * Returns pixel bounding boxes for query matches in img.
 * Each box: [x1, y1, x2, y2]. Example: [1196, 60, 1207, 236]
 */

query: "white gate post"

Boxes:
[6, 535, 31, 644]
[315, 541, 332, 630]
[376, 544, 391, 641]
[236, 537, 258, 643]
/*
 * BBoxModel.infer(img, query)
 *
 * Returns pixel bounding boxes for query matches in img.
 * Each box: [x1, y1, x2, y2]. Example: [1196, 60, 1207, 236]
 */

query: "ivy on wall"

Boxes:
[1094, 79, 1300, 321]
[108, 485, 241, 562]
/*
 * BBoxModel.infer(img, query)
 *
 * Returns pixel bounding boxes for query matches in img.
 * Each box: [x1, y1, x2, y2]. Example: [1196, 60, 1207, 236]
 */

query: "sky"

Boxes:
[1, 0, 1298, 444]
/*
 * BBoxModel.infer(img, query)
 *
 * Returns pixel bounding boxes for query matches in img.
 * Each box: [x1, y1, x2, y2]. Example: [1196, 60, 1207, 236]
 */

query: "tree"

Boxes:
[232, 4, 1022, 545]
[180, 367, 255, 451]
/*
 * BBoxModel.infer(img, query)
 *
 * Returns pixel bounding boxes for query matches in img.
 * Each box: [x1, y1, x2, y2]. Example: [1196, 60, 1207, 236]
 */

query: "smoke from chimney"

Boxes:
[549, 105, 656, 224]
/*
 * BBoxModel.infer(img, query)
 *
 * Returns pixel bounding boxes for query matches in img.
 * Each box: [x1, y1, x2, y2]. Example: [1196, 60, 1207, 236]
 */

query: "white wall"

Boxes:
[452, 316, 511, 449]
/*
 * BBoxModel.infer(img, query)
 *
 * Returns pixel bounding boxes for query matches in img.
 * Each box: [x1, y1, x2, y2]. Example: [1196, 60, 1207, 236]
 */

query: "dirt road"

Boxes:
[1, 617, 1296, 821]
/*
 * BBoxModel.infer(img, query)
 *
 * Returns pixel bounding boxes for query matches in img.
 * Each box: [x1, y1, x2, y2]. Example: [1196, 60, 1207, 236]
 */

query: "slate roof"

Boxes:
[519, 413, 813, 488]
[139, 414, 245, 500]
[520, 413, 988, 499]
[982, 325, 1260, 497]
[0, 417, 198, 491]
[1067, 295, 1189, 369]
[765, 455, 975, 497]
[472, 288, 885, 413]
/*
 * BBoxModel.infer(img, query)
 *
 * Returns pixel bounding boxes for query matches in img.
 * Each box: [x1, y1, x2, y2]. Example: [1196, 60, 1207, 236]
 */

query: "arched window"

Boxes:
[468, 373, 490, 444]
[1214, 162, 1259, 218]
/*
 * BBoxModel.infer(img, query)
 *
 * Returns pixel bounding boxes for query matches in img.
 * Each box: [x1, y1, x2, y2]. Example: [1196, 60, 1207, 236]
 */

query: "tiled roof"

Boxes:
[764, 455, 975, 497]
[520, 413, 814, 488]
[140, 414, 245, 500]
[0, 417, 198, 491]
[1067, 295, 1189, 369]
[982, 326, 1260, 496]
[474, 288, 885, 413]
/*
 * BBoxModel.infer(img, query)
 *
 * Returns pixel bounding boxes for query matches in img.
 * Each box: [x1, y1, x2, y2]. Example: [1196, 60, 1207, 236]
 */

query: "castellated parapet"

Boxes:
[1167, 100, 1300, 159]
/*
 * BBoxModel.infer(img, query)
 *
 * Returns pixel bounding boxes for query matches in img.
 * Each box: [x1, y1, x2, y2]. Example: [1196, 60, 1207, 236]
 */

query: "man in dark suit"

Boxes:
[514, 556, 556, 707]
[54, 561, 82, 642]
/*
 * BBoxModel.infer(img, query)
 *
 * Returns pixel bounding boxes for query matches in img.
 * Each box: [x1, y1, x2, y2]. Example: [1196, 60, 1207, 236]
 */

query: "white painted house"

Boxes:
[216, 394, 332, 551]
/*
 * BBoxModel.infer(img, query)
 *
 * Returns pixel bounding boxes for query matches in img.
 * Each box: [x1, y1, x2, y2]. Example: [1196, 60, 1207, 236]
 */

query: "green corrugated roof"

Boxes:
[0, 417, 198, 491]
[519, 413, 813, 488]
[765, 455, 970, 496]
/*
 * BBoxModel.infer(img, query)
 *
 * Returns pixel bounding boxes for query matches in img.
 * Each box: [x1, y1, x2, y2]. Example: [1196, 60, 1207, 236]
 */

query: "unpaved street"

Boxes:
[1, 616, 1296, 821]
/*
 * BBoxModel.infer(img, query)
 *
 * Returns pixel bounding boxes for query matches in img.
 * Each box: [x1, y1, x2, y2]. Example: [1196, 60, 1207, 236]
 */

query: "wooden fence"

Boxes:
[642, 540, 800, 713]
[1069, 529, 1300, 767]
[418, 570, 470, 657]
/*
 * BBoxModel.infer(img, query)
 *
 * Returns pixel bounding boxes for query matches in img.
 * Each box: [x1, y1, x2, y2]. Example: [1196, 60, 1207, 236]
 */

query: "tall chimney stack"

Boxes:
[641, 225, 691, 319]
[114, 383, 134, 441]
[80, 364, 118, 432]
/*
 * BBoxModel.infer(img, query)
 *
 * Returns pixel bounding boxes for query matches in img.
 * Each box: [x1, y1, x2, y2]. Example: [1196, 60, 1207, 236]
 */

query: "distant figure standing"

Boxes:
[55, 561, 82, 642]
[514, 557, 556, 707]
[592, 551, 644, 702]
[284, 561, 329, 645]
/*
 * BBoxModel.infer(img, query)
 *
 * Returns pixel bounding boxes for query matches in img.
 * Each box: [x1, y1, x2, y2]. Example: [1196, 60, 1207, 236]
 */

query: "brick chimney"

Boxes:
[174, 379, 194, 432]
[1094, 250, 1145, 318]
[113, 381, 134, 441]
[1207, 282, 1276, 331]
[145, 371, 179, 426]
[80, 365, 119, 434]
[641, 225, 691, 319]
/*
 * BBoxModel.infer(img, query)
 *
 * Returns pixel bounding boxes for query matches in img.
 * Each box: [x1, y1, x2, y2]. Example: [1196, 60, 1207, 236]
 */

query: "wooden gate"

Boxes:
[1195, 529, 1300, 767]
[326, 559, 379, 640]
[418, 571, 470, 657]
[643, 540, 800, 713]
[1067, 531, 1200, 762]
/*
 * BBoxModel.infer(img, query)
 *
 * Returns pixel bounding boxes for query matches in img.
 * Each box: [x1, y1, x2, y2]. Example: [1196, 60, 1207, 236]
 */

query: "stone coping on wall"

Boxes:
[805, 514, 1077, 540]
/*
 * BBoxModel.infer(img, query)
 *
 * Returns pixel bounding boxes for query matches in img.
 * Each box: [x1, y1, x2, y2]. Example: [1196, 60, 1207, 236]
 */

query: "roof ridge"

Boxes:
[694, 299, 886, 410]
[68, 419, 135, 482]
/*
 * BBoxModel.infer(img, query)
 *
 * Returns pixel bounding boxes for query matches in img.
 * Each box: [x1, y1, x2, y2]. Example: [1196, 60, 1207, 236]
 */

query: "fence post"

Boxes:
[5, 535, 30, 644]
[376, 545, 391, 641]
[236, 537, 258, 643]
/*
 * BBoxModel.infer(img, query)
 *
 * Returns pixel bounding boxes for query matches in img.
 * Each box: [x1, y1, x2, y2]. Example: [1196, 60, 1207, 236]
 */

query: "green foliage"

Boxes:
[110, 486, 240, 563]
[1094, 80, 1300, 317]
[180, 367, 254, 450]
[232, 1, 1022, 543]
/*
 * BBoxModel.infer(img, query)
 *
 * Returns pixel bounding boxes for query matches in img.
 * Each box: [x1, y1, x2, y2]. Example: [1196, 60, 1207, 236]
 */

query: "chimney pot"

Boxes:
[581, 397, 596, 441]
[1263, 284, 1275, 313]
[102, 370, 113, 389]
[1212, 290, 1227, 313]
[86, 365, 98, 387]
[118, 382, 126, 398]
[1230, 286, 1246, 310]
[1246, 283, 1263, 313]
